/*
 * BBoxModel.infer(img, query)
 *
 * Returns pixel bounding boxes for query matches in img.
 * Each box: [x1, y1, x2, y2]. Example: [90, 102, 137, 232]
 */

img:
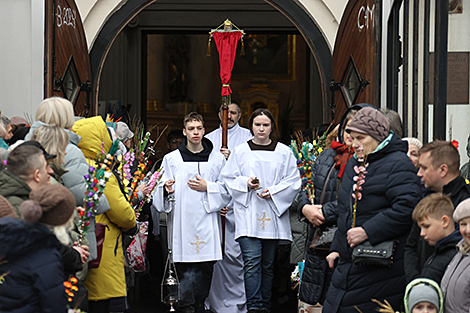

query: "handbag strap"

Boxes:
[320, 163, 336, 205]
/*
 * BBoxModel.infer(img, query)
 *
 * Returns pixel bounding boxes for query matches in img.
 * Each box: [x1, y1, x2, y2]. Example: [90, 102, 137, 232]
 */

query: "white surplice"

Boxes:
[205, 124, 253, 313]
[222, 141, 301, 241]
[151, 150, 229, 263]
[205, 123, 253, 154]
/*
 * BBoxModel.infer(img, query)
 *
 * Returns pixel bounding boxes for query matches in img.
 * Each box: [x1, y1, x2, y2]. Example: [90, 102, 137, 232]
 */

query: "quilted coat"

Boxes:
[73, 116, 136, 301]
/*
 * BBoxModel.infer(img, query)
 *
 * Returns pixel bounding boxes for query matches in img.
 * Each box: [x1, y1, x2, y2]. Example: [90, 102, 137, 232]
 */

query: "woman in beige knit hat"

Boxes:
[323, 106, 422, 312]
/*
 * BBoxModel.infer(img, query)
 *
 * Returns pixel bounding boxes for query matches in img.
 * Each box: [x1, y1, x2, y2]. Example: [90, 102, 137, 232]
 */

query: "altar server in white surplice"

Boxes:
[152, 112, 229, 313]
[205, 103, 252, 313]
[222, 108, 301, 313]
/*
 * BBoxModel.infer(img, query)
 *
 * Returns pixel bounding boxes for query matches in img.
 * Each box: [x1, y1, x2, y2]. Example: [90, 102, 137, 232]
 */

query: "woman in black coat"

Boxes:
[296, 104, 370, 305]
[322, 107, 422, 313]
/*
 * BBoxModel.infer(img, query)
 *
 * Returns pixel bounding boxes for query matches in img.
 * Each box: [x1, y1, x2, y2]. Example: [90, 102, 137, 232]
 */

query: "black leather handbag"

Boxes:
[351, 240, 396, 267]
[349, 190, 396, 267]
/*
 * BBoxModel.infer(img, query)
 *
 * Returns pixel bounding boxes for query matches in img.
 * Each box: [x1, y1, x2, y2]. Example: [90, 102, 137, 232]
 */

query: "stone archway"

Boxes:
[84, 0, 337, 120]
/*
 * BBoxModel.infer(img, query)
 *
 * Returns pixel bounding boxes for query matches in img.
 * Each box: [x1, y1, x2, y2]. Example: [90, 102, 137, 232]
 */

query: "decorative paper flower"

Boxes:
[77, 155, 113, 245]
[351, 156, 368, 227]
[123, 151, 135, 181]
[64, 276, 86, 312]
[133, 168, 164, 212]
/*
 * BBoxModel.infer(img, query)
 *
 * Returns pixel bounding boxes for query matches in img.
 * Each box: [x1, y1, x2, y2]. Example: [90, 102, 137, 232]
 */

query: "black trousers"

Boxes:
[88, 299, 111, 313]
[175, 261, 216, 313]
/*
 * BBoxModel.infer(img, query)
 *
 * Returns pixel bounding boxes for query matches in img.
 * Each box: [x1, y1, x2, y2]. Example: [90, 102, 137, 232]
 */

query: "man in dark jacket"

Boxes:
[0, 142, 88, 274]
[0, 142, 55, 216]
[404, 140, 470, 283]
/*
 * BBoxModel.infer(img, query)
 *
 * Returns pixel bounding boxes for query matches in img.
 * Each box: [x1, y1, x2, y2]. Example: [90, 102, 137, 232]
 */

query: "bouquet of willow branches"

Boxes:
[289, 127, 330, 203]
[76, 141, 118, 245]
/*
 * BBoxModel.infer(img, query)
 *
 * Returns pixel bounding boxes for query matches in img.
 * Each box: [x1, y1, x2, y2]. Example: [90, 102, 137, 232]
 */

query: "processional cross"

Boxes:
[207, 19, 245, 148]
[207, 19, 245, 252]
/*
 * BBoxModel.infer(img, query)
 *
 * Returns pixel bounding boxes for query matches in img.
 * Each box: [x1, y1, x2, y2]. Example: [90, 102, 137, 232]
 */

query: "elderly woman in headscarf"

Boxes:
[322, 107, 422, 313]
[295, 103, 372, 307]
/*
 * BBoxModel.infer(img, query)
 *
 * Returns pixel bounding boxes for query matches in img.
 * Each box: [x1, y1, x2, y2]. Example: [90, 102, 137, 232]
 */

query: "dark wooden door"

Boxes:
[330, 0, 380, 123]
[44, 0, 92, 116]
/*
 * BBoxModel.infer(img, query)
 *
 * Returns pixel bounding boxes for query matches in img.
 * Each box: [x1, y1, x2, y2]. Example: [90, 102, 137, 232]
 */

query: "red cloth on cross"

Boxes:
[212, 31, 242, 96]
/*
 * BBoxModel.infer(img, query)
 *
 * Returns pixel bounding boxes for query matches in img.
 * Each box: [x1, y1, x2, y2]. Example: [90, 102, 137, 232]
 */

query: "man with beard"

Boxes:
[205, 102, 252, 313]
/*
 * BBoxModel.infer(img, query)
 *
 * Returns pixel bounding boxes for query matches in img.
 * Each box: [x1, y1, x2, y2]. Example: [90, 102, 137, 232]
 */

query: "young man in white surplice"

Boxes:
[152, 112, 230, 313]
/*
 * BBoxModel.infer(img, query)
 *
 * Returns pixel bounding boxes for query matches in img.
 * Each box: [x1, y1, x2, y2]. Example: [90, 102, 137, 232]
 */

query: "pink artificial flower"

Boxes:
[353, 184, 362, 192]
[352, 192, 362, 200]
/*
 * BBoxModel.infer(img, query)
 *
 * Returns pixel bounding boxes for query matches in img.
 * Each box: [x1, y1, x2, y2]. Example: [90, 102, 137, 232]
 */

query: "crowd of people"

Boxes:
[0, 97, 470, 313]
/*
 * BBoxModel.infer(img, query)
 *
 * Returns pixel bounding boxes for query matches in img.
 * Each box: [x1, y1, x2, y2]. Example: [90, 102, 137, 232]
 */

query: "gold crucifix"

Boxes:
[257, 212, 271, 230]
[190, 236, 206, 253]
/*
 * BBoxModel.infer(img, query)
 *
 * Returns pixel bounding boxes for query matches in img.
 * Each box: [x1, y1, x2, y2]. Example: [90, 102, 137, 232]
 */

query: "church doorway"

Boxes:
[93, 0, 329, 159]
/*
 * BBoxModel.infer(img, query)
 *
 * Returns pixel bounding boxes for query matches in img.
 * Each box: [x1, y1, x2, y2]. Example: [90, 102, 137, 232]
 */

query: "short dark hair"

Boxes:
[183, 112, 204, 128]
[419, 140, 460, 174]
[412, 193, 454, 222]
[167, 129, 184, 143]
[248, 108, 277, 139]
[7, 145, 44, 181]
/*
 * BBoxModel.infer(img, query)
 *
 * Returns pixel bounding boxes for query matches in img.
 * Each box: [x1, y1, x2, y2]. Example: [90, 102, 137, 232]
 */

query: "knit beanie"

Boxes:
[10, 116, 28, 126]
[21, 185, 76, 226]
[408, 283, 440, 312]
[0, 195, 18, 219]
[346, 106, 390, 142]
[453, 198, 470, 223]
[116, 122, 134, 142]
[403, 137, 423, 149]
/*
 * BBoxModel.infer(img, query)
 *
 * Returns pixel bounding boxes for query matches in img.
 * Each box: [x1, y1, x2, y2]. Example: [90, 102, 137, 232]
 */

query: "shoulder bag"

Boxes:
[88, 223, 108, 269]
[349, 192, 396, 267]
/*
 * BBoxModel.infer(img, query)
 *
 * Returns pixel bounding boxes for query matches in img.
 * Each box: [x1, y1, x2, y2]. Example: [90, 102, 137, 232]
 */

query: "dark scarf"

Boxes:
[331, 141, 354, 179]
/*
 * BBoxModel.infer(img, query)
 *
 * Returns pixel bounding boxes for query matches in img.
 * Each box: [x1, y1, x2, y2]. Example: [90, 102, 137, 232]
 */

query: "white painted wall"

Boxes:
[297, 0, 348, 51]
[447, 8, 470, 167]
[77, 0, 127, 50]
[79, 0, 345, 52]
[0, 1, 44, 119]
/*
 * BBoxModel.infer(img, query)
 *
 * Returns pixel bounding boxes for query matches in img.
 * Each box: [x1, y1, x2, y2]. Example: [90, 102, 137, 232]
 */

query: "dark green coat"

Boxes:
[0, 169, 31, 218]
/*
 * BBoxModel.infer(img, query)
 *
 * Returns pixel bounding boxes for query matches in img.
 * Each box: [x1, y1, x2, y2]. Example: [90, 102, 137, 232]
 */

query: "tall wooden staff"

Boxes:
[208, 19, 244, 252]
